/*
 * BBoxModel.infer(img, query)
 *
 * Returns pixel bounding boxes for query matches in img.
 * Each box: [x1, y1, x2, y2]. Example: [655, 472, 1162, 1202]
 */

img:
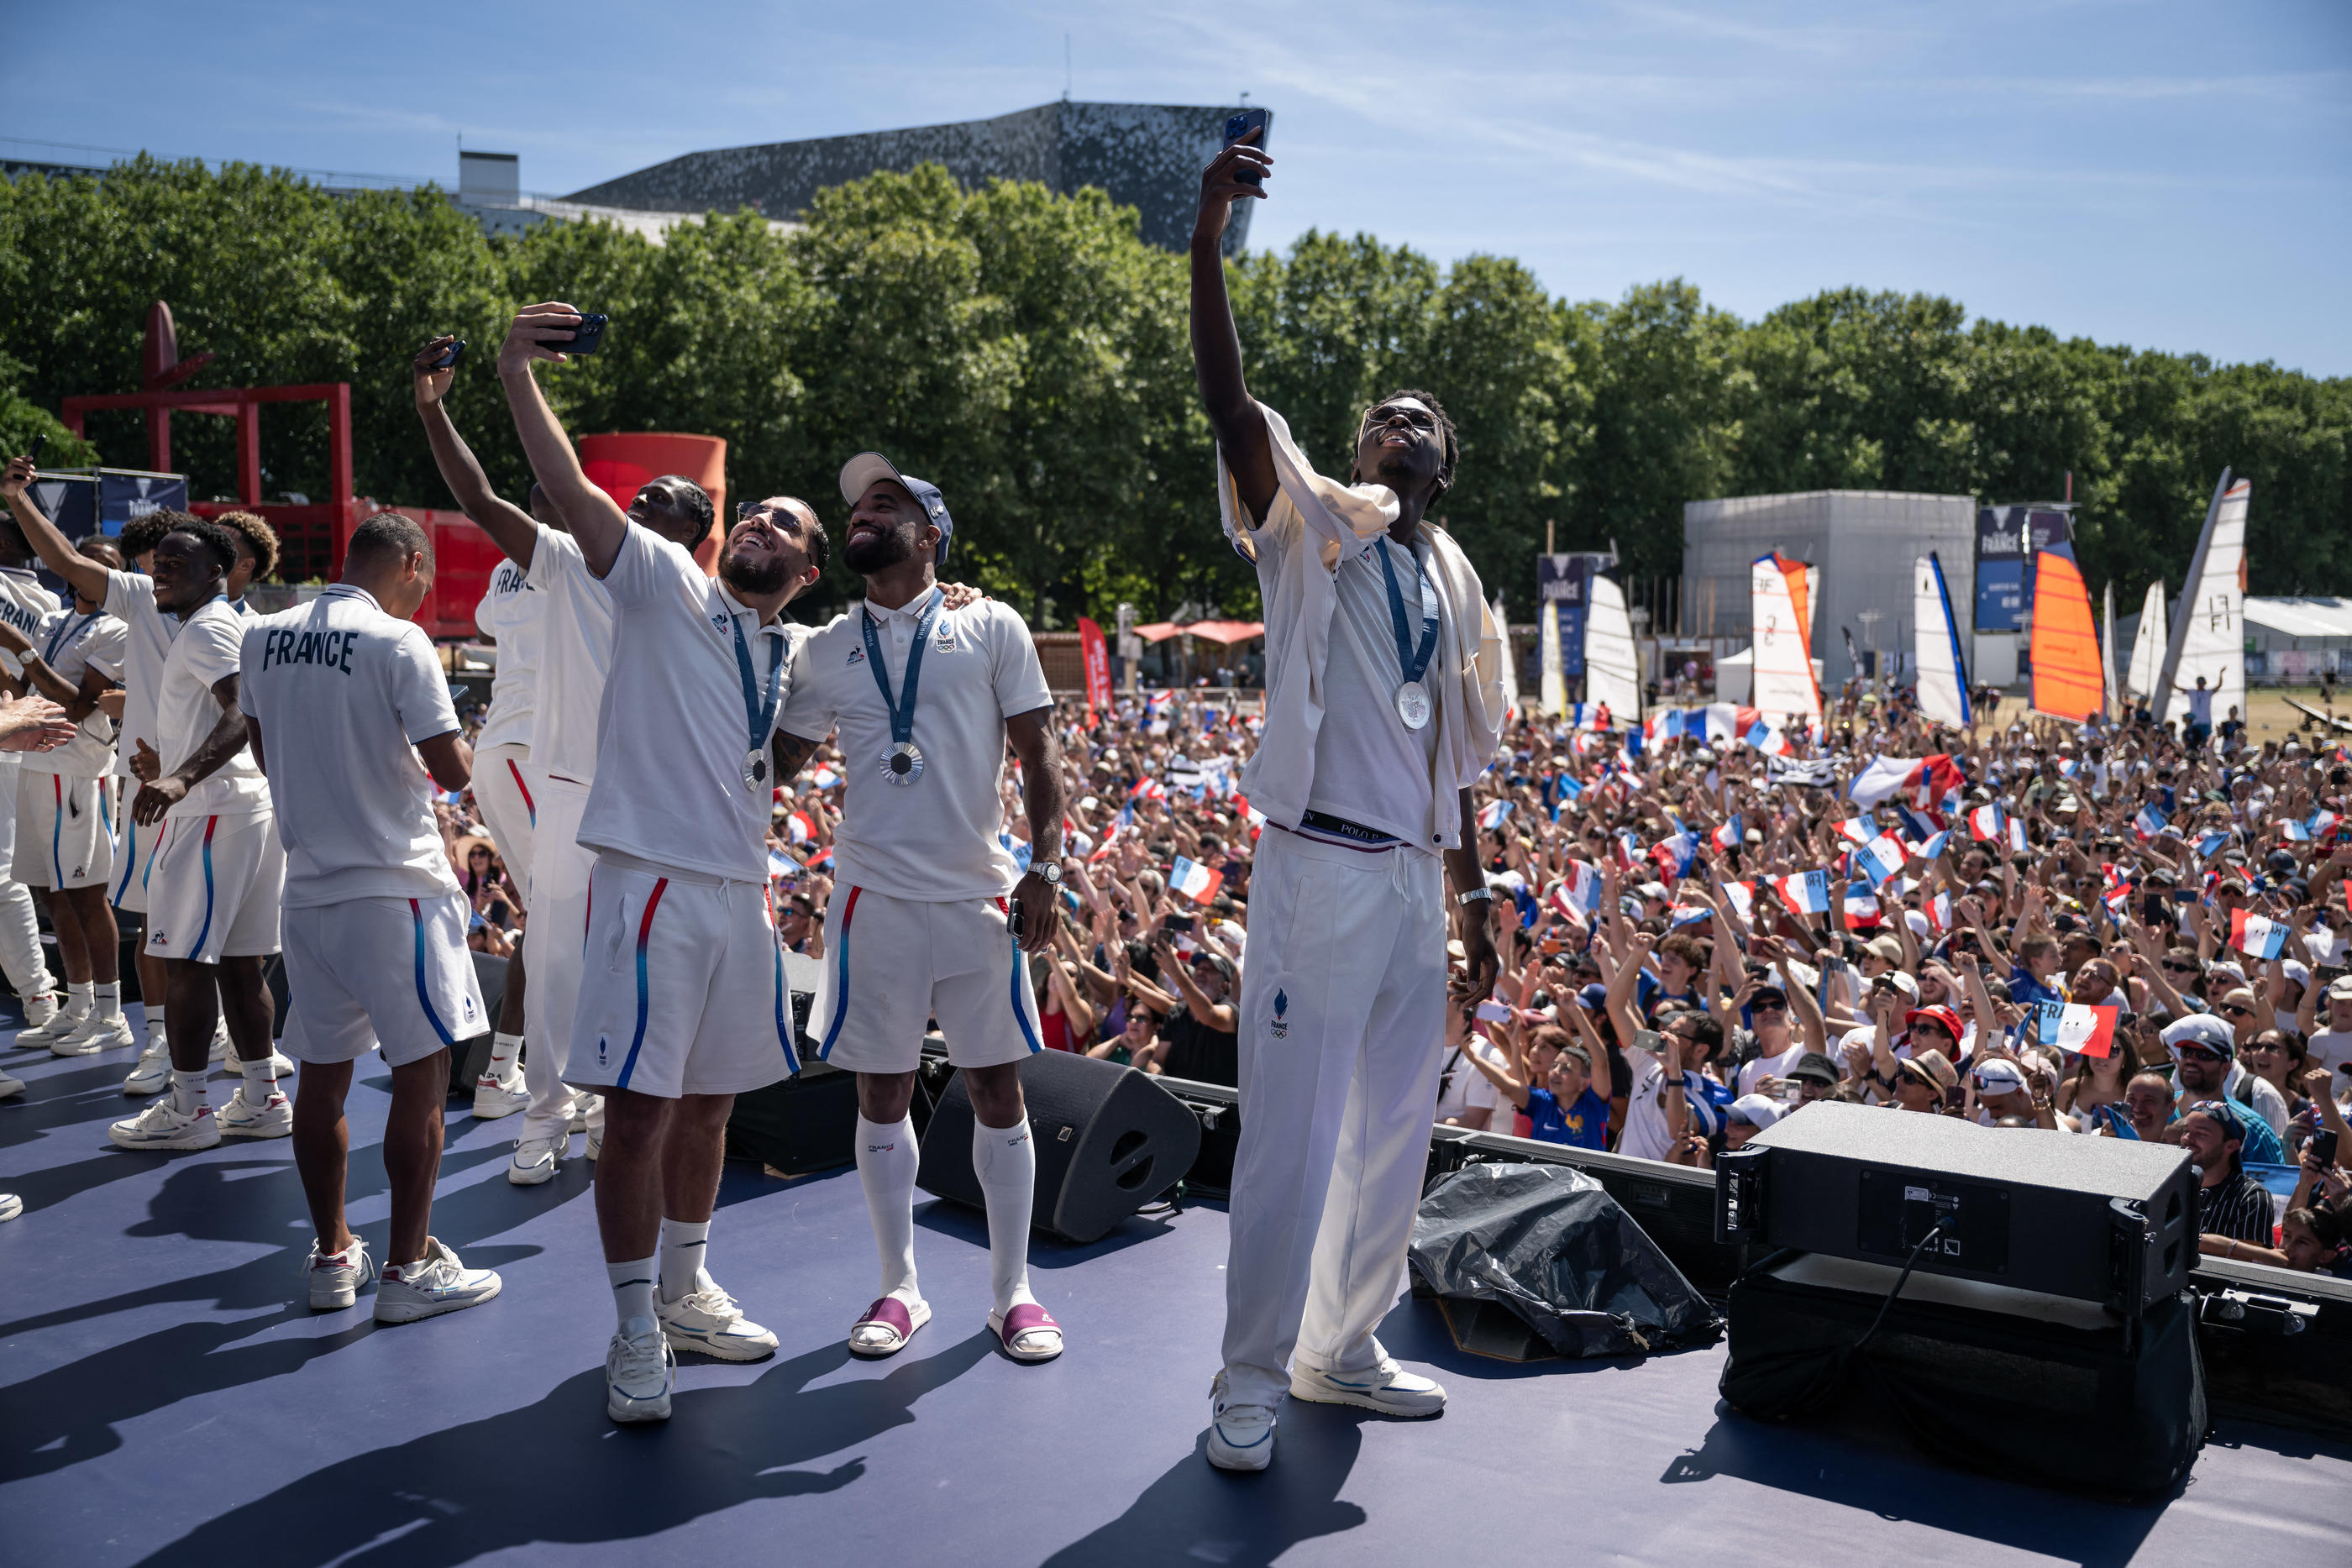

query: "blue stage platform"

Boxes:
[3, 1018, 2349, 1567]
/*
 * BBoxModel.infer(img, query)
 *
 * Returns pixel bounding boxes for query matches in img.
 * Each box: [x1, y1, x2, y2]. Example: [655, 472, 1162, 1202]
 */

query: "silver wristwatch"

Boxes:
[1034, 859, 1063, 885]
[1457, 888, 1494, 907]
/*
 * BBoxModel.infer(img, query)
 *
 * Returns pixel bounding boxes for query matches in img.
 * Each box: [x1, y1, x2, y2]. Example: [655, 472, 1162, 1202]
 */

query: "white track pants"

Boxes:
[0, 758, 54, 1006]
[472, 743, 538, 903]
[520, 780, 594, 1146]
[1219, 826, 1448, 1409]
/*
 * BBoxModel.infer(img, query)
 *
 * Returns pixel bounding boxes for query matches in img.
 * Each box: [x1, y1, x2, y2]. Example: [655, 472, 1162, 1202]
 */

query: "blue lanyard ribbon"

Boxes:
[730, 610, 786, 757]
[859, 586, 945, 746]
[1374, 537, 1440, 686]
[43, 611, 97, 664]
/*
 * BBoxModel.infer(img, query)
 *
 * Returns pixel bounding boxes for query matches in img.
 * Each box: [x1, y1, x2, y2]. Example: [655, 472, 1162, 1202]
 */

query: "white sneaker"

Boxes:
[508, 1135, 564, 1186]
[307, 1237, 375, 1310]
[123, 1043, 172, 1096]
[471, 1067, 529, 1120]
[657, 1272, 779, 1361]
[375, 1237, 502, 1324]
[569, 1090, 602, 1133]
[217, 1084, 293, 1139]
[1289, 1357, 1446, 1418]
[18, 990, 58, 1032]
[16, 1005, 87, 1050]
[0, 1193, 20, 1222]
[110, 1097, 220, 1151]
[1206, 1374, 1277, 1471]
[52, 1011, 135, 1057]
[606, 1317, 675, 1424]
[585, 1126, 603, 1162]
[0, 1068, 23, 1100]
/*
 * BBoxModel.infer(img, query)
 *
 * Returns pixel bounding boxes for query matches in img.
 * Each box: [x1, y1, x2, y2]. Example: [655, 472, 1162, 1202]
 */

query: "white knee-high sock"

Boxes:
[971, 1115, 1038, 1316]
[854, 1114, 921, 1303]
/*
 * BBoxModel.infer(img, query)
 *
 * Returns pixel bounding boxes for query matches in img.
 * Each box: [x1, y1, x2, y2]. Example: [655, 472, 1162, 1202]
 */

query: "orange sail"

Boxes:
[2030, 550, 2105, 722]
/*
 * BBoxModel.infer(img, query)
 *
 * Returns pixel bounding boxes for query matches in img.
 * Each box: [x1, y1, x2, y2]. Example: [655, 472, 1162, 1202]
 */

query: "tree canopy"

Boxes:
[3, 155, 2344, 619]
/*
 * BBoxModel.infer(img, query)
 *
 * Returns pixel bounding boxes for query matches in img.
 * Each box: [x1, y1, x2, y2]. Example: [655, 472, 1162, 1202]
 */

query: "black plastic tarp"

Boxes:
[1407, 1162, 1720, 1358]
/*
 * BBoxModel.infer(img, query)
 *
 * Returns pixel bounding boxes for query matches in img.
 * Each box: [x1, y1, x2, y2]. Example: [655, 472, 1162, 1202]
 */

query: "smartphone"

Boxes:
[25, 433, 45, 468]
[1164, 913, 1195, 934]
[2142, 894, 2167, 925]
[549, 312, 609, 355]
[431, 338, 465, 371]
[1222, 108, 1272, 186]
[1630, 1028, 1664, 1056]
[1006, 898, 1023, 937]
[2171, 889, 2197, 904]
[2313, 1128, 2339, 1167]
[1474, 1000, 1512, 1024]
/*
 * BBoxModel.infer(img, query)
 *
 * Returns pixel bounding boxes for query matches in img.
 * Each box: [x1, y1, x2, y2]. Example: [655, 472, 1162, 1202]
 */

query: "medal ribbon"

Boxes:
[731, 610, 786, 760]
[1374, 538, 1440, 688]
[42, 611, 97, 665]
[859, 585, 945, 748]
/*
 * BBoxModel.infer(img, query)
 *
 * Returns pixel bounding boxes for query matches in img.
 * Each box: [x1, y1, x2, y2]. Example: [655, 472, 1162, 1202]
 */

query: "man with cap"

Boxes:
[1722, 1093, 1782, 1151]
[772, 451, 1068, 1370]
[2181, 1099, 2276, 1250]
[1968, 1057, 2044, 1125]
[2307, 974, 2352, 1080]
[2164, 1014, 2288, 1157]
[1786, 1051, 1842, 1106]
[1887, 1048, 1958, 1113]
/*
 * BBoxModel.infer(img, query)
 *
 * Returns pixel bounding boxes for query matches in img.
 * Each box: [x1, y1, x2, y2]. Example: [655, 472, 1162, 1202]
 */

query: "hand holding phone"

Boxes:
[1474, 1000, 1512, 1024]
[1222, 108, 1272, 186]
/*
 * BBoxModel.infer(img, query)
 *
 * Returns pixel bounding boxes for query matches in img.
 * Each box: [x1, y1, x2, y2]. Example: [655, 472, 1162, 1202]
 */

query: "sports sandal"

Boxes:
[990, 1303, 1063, 1363]
[848, 1295, 928, 1357]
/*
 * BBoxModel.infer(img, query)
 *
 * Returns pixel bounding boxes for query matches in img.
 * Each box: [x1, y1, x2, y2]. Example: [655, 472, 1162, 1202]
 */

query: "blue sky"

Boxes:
[13, 1, 2349, 374]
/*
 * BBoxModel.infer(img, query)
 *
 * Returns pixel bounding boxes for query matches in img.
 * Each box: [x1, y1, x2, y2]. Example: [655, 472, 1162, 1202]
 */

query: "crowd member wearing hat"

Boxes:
[774, 450, 1064, 1372]
[2303, 973, 2352, 1078]
[2182, 1099, 2278, 1250]
[1190, 128, 1506, 1472]
[2165, 1014, 2289, 1149]
[1888, 1049, 1958, 1113]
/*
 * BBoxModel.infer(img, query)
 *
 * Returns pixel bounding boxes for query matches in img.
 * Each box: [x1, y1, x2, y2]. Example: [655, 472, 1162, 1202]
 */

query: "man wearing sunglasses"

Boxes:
[2163, 1015, 2287, 1157]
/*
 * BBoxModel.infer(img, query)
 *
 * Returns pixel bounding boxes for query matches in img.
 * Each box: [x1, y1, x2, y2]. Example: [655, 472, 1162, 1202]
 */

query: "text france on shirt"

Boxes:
[257, 626, 362, 675]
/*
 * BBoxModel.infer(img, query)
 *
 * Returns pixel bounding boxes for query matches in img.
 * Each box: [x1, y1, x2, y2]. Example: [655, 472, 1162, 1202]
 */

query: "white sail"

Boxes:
[2103, 580, 2118, 716]
[1494, 593, 1520, 716]
[2126, 579, 2166, 700]
[1750, 552, 1822, 724]
[1913, 552, 1971, 729]
[2156, 476, 2249, 731]
[1585, 574, 1644, 725]
[1538, 599, 1565, 717]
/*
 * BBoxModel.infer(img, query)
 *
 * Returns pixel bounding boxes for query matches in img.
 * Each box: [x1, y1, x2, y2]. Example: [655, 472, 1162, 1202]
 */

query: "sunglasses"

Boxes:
[2162, 961, 2199, 973]
[2218, 1004, 2255, 1018]
[1749, 1001, 1788, 1015]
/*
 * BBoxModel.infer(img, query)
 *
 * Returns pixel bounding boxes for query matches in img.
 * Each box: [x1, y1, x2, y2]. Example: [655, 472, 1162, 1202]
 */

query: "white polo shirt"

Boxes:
[522, 526, 614, 788]
[239, 585, 464, 910]
[102, 568, 176, 782]
[153, 597, 269, 820]
[575, 522, 802, 885]
[779, 590, 1053, 903]
[473, 557, 543, 753]
[0, 566, 60, 788]
[18, 606, 126, 779]
[1303, 531, 1442, 845]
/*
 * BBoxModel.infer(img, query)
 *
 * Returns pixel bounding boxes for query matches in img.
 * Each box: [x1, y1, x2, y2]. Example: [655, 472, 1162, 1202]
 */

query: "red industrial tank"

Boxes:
[579, 433, 727, 575]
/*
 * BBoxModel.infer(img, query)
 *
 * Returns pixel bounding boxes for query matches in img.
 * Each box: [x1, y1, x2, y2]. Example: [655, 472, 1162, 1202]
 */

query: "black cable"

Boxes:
[1852, 1219, 1947, 1357]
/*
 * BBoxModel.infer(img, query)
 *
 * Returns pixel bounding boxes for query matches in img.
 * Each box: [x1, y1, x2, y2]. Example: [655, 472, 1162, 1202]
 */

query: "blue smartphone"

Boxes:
[1223, 109, 1271, 186]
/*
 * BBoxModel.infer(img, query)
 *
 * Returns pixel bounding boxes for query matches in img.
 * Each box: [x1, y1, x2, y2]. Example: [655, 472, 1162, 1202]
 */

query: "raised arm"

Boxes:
[0, 459, 113, 602]
[494, 305, 628, 575]
[1189, 132, 1277, 526]
[412, 336, 539, 569]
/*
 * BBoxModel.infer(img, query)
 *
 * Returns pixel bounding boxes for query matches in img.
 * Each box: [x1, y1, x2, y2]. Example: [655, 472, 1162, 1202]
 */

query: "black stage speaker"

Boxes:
[1722, 1251, 2206, 1498]
[722, 949, 853, 1173]
[918, 1051, 1202, 1244]
[1716, 1100, 2197, 1314]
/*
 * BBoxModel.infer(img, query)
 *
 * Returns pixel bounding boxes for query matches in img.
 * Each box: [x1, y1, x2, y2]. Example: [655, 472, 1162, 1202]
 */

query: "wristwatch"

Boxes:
[1458, 888, 1494, 907]
[1034, 860, 1062, 885]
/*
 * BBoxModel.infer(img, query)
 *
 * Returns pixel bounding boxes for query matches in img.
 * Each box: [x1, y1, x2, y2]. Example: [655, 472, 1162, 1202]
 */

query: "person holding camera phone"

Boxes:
[1189, 123, 1508, 1472]
[769, 449, 1063, 1368]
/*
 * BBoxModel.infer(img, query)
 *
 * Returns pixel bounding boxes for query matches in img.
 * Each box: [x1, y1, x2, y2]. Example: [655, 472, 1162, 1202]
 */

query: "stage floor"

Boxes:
[4, 1016, 2349, 1568]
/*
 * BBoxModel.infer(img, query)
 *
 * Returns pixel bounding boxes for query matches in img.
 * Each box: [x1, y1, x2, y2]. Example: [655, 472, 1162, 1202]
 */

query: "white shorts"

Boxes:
[13, 770, 113, 890]
[281, 893, 487, 1067]
[110, 794, 166, 914]
[811, 884, 1042, 1075]
[472, 743, 538, 902]
[564, 857, 801, 1099]
[145, 810, 285, 963]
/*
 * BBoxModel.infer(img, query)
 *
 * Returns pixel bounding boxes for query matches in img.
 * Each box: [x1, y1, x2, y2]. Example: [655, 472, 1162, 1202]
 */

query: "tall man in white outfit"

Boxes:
[0, 485, 63, 1037]
[3, 541, 131, 1055]
[774, 452, 1070, 1366]
[239, 512, 502, 1323]
[109, 517, 291, 1151]
[412, 336, 622, 1183]
[1190, 134, 1506, 1471]
[467, 543, 545, 1120]
[494, 302, 825, 1422]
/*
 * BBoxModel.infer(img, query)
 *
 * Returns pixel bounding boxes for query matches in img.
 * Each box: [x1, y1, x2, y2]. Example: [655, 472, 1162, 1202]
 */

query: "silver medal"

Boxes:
[1394, 679, 1432, 731]
[743, 747, 770, 794]
[879, 740, 926, 786]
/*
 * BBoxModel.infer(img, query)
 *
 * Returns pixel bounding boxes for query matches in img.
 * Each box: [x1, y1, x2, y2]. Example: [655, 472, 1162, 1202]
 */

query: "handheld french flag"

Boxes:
[1669, 902, 1712, 928]
[1652, 831, 1697, 880]
[1713, 815, 1743, 852]
[2008, 814, 2028, 855]
[2309, 809, 2339, 838]
[2195, 829, 2230, 859]
[1967, 803, 2004, 842]
[1849, 753, 1966, 810]
[1128, 777, 1165, 805]
[1842, 881, 1882, 928]
[1926, 889, 1953, 932]
[1853, 834, 1907, 888]
[1478, 799, 1514, 831]
[1836, 817, 1873, 847]
[1168, 855, 1223, 905]
[1917, 829, 1951, 862]
[2134, 803, 2167, 840]
[766, 847, 801, 880]
[2038, 1000, 2120, 1058]
[1721, 879, 1756, 923]
[2229, 908, 2287, 960]
[1775, 869, 1831, 917]
[2279, 817, 2312, 843]
[810, 765, 842, 791]
[785, 810, 816, 844]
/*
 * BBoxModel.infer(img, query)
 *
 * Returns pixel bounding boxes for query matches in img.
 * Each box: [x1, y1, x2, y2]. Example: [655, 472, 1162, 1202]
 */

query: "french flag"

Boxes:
[2008, 815, 2028, 854]
[2040, 1001, 2120, 1058]
[805, 847, 834, 872]
[1554, 862, 1603, 917]
[810, 766, 842, 791]
[1967, 803, 2004, 842]
[1713, 815, 1743, 851]
[1652, 831, 1696, 880]
[2229, 908, 2287, 960]
[2134, 804, 2166, 840]
[1917, 829, 1951, 862]
[1849, 753, 1966, 811]
[766, 847, 801, 880]
[1836, 818, 1873, 847]
[1775, 869, 1830, 917]
[1843, 882, 1883, 928]
[1129, 777, 1165, 805]
[2279, 818, 2312, 843]
[1925, 889, 1953, 931]
[1854, 833, 1908, 888]
[2309, 809, 2340, 838]
[1169, 855, 1223, 905]
[2195, 829, 2230, 858]
[1478, 799, 1514, 831]
[1144, 690, 1173, 720]
[1721, 880, 1756, 924]
[785, 810, 816, 845]
[1669, 902, 1712, 928]
[1892, 801, 1941, 846]
[1742, 718, 1787, 755]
